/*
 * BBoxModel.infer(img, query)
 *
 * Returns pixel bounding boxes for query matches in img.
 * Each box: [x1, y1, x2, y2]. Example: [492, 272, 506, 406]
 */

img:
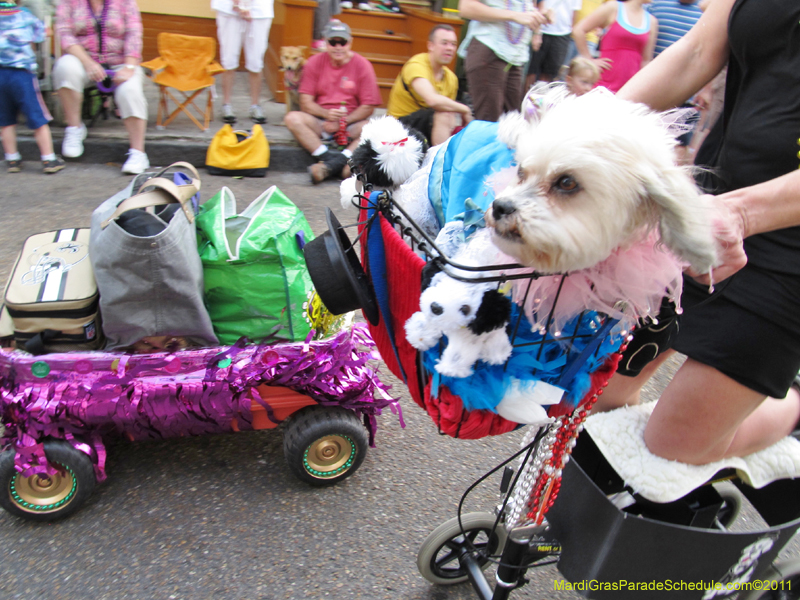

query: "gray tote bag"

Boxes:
[90, 162, 218, 350]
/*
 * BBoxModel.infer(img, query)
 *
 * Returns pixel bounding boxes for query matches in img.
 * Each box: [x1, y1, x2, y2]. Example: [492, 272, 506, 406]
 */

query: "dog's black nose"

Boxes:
[492, 200, 517, 221]
[430, 302, 443, 316]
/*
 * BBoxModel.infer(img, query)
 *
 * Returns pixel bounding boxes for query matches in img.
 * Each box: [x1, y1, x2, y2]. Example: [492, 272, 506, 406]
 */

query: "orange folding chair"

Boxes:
[141, 33, 224, 131]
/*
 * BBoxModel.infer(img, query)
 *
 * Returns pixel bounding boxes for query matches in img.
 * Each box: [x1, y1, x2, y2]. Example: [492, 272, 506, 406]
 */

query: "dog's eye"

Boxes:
[459, 305, 471, 316]
[554, 174, 579, 193]
[517, 166, 525, 184]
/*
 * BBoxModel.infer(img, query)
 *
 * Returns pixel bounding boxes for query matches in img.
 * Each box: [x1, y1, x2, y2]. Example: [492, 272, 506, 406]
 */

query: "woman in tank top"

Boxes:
[573, 0, 658, 93]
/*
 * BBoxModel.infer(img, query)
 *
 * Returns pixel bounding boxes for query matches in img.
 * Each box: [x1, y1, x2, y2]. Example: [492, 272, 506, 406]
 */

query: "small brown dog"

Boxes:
[279, 46, 306, 114]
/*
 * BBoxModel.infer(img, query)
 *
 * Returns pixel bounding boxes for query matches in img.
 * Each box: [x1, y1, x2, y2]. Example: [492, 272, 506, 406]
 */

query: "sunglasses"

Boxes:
[328, 38, 348, 47]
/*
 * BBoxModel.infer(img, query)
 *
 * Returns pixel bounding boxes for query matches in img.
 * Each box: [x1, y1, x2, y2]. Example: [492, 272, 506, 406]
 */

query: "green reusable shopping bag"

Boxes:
[196, 186, 314, 345]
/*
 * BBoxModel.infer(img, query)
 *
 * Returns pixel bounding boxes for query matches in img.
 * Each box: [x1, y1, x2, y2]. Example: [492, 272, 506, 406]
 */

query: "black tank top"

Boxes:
[710, 0, 800, 274]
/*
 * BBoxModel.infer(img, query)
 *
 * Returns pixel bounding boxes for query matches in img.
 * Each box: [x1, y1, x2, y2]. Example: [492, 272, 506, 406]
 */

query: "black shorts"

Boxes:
[527, 33, 571, 79]
[398, 108, 435, 145]
[618, 272, 800, 398]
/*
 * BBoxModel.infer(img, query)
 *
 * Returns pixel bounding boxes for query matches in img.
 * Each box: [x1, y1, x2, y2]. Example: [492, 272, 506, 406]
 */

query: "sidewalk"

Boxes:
[18, 71, 386, 172]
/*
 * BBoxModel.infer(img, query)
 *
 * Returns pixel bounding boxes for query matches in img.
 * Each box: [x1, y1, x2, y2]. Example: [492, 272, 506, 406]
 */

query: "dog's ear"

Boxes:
[420, 261, 442, 292]
[643, 166, 718, 274]
[407, 126, 430, 155]
[497, 111, 527, 150]
[468, 290, 511, 335]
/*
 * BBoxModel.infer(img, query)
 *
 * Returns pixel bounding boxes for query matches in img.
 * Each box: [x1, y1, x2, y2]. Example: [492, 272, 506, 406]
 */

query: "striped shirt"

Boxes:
[647, 0, 702, 57]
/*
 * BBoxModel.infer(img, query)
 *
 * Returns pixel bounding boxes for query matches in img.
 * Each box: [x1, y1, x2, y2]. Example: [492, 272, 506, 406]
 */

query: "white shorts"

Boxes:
[216, 12, 273, 73]
[52, 54, 148, 121]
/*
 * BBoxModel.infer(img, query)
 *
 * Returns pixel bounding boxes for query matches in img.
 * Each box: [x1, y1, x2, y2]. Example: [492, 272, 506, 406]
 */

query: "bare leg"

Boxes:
[248, 70, 261, 105]
[32, 124, 54, 156]
[222, 70, 236, 105]
[124, 117, 146, 152]
[431, 111, 457, 146]
[644, 358, 800, 464]
[284, 110, 325, 153]
[1, 124, 17, 155]
[345, 120, 367, 152]
[593, 350, 675, 412]
[59, 87, 83, 127]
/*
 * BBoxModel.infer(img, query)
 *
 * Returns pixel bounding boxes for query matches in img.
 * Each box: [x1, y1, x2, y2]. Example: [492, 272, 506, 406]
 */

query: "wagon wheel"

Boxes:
[0, 439, 96, 522]
[283, 406, 369, 486]
[417, 512, 508, 585]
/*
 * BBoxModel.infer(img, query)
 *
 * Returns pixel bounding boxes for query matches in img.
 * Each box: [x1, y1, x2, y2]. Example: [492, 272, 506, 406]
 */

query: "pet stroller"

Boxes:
[305, 184, 800, 600]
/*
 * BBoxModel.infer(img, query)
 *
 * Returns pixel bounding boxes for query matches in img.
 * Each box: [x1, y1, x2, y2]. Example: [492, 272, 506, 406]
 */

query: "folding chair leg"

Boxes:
[205, 89, 212, 130]
[156, 86, 166, 128]
[163, 88, 206, 130]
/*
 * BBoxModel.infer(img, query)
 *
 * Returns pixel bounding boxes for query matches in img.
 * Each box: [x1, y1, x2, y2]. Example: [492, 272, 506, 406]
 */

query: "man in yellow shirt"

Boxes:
[387, 24, 473, 146]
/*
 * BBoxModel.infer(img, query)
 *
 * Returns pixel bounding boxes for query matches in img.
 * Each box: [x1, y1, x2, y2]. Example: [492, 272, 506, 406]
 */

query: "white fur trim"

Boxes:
[584, 402, 800, 503]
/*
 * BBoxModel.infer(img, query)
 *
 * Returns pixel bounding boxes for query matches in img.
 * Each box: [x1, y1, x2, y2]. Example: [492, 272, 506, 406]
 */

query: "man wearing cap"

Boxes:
[387, 24, 472, 146]
[284, 19, 382, 184]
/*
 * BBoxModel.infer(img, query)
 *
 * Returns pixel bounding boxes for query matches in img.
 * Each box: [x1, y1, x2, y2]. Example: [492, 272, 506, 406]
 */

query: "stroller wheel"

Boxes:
[283, 405, 369, 486]
[714, 484, 743, 530]
[417, 512, 507, 585]
[0, 439, 96, 522]
[737, 557, 800, 599]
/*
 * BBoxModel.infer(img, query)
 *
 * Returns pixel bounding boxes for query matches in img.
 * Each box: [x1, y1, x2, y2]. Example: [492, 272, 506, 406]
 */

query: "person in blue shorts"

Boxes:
[0, 0, 63, 173]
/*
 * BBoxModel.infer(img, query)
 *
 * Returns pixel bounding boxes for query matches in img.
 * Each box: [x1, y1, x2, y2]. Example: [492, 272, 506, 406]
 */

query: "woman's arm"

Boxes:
[573, 1, 615, 68]
[617, 0, 733, 109]
[122, 0, 143, 66]
[458, 0, 547, 29]
[640, 16, 658, 68]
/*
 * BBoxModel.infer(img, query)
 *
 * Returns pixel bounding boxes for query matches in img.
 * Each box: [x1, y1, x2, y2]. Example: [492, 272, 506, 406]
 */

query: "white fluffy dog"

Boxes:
[485, 87, 718, 275]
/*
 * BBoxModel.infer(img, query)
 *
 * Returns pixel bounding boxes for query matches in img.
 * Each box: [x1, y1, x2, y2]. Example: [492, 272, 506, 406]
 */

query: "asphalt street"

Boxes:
[0, 165, 796, 600]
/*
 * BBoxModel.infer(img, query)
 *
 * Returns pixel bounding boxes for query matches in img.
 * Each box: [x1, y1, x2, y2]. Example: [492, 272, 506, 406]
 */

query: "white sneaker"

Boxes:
[358, 2, 372, 9]
[121, 149, 150, 175]
[340, 0, 353, 7]
[62, 124, 87, 158]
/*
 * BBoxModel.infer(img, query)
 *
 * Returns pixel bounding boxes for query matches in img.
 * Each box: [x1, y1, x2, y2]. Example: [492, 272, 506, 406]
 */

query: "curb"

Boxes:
[17, 135, 315, 173]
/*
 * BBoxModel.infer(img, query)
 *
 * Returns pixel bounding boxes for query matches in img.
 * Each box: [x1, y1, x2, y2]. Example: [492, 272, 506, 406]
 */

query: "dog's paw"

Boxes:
[405, 312, 440, 350]
[340, 176, 360, 210]
[480, 331, 513, 365]
[435, 360, 474, 379]
[435, 349, 475, 378]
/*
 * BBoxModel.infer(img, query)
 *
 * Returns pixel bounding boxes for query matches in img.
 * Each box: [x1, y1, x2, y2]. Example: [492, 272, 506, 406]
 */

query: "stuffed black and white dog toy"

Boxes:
[339, 116, 428, 210]
[404, 261, 513, 378]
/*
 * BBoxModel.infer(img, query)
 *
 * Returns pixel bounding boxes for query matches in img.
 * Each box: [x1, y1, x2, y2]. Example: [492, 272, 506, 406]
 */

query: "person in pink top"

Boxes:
[52, 0, 149, 174]
[284, 20, 382, 184]
[573, 0, 658, 93]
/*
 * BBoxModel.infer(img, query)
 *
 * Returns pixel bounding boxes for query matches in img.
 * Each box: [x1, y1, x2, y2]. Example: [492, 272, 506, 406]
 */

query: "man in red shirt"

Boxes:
[285, 20, 382, 184]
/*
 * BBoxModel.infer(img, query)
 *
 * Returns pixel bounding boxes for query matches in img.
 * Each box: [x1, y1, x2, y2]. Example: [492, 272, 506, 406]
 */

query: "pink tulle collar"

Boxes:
[503, 231, 683, 331]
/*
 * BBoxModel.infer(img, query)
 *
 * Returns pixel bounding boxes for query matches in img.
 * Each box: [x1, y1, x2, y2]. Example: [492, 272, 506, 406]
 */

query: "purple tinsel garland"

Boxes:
[0, 325, 400, 481]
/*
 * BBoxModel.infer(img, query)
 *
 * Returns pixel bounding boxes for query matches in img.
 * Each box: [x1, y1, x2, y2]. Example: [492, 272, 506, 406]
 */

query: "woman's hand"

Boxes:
[593, 57, 612, 71]
[686, 195, 748, 286]
[531, 30, 543, 51]
[512, 9, 548, 30]
[85, 59, 107, 82]
[113, 65, 135, 85]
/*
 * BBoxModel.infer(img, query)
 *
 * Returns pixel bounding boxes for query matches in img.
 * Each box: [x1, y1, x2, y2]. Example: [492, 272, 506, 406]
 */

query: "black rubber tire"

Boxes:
[417, 512, 508, 585]
[737, 558, 800, 600]
[0, 439, 96, 522]
[282, 405, 369, 486]
[715, 487, 743, 530]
